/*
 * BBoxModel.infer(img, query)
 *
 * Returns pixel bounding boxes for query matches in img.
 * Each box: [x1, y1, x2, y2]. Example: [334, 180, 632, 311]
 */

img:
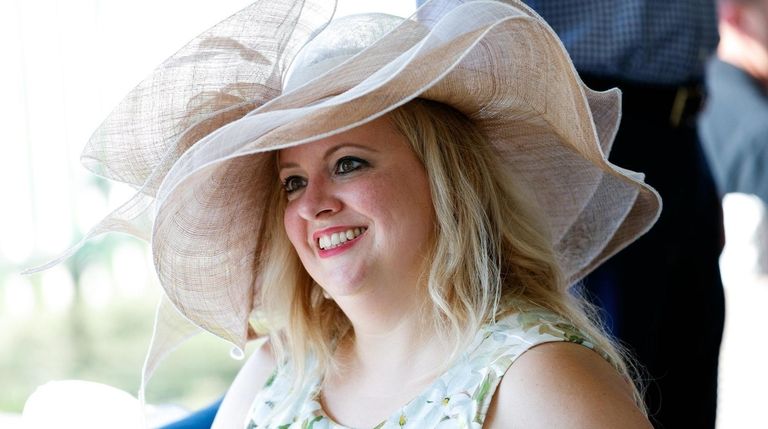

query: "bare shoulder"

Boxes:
[484, 341, 651, 429]
[211, 338, 277, 428]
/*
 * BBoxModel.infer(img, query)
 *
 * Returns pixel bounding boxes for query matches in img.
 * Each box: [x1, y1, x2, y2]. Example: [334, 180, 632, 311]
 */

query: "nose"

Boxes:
[296, 176, 342, 220]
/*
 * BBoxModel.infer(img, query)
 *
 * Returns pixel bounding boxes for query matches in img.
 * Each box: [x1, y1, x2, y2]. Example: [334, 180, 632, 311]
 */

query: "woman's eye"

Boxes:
[335, 156, 367, 175]
[282, 176, 306, 194]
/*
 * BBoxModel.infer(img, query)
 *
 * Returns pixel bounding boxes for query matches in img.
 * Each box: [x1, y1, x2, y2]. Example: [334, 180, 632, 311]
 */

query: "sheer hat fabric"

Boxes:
[30, 0, 660, 368]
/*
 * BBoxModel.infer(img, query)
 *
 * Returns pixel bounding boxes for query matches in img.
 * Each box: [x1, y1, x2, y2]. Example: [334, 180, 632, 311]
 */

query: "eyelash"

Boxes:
[281, 156, 369, 194]
[281, 176, 306, 194]
[335, 156, 367, 175]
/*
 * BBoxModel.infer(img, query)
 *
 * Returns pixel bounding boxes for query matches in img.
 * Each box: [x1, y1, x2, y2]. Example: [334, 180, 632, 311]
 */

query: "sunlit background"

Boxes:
[1, 0, 766, 427]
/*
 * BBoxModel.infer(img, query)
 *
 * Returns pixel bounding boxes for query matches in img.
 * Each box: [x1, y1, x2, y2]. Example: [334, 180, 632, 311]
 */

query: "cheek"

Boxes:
[282, 204, 305, 251]
[361, 170, 435, 239]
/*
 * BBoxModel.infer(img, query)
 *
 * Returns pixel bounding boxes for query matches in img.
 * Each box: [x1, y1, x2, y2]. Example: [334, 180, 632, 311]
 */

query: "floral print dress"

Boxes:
[245, 310, 602, 428]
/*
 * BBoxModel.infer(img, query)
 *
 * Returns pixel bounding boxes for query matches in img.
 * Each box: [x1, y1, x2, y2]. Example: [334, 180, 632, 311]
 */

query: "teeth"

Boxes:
[318, 227, 366, 250]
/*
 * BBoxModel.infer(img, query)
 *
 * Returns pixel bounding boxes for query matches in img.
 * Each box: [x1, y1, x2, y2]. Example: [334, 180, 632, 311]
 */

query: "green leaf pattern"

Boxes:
[244, 309, 599, 428]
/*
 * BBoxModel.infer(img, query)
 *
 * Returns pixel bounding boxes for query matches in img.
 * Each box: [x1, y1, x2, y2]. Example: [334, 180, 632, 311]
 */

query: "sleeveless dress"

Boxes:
[245, 309, 604, 428]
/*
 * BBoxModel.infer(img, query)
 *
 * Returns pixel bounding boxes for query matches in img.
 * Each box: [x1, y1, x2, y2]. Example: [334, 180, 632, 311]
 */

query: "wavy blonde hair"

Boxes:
[257, 98, 645, 411]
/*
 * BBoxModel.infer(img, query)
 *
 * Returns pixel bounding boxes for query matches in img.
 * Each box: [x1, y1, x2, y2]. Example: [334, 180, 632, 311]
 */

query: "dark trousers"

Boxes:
[581, 76, 726, 429]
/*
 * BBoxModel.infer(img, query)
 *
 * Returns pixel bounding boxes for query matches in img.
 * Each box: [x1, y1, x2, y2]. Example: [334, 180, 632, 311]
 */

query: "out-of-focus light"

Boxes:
[23, 380, 143, 429]
[721, 193, 765, 286]
[0, 195, 34, 264]
[39, 265, 75, 313]
[20, 0, 75, 257]
[79, 264, 113, 309]
[106, 182, 140, 210]
[75, 182, 109, 234]
[3, 275, 35, 319]
[0, 0, 34, 266]
[112, 242, 149, 298]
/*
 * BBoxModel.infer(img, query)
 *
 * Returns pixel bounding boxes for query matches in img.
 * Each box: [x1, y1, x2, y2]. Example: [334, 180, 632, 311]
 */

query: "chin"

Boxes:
[319, 276, 368, 298]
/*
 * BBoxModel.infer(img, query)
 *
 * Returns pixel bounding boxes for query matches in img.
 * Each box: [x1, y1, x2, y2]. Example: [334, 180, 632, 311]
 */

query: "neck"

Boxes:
[353, 305, 432, 367]
[320, 293, 451, 428]
[331, 287, 448, 382]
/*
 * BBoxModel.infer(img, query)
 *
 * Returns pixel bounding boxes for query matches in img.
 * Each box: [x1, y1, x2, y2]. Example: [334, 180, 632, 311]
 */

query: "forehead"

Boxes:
[277, 114, 411, 164]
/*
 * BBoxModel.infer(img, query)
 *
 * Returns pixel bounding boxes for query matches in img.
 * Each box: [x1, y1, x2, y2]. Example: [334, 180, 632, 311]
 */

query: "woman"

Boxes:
[29, 0, 659, 427]
[212, 100, 655, 428]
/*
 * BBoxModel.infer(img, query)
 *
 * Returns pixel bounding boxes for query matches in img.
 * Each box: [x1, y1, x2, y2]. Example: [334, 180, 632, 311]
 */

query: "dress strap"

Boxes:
[470, 310, 601, 425]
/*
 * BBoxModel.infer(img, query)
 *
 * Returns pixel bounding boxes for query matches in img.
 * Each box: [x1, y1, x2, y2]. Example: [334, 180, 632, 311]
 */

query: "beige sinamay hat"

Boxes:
[28, 0, 660, 389]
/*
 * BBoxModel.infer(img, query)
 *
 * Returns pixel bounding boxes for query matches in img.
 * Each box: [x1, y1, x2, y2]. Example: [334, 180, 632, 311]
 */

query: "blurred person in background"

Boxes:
[698, 0, 768, 327]
[515, 1, 726, 428]
[698, 0, 768, 202]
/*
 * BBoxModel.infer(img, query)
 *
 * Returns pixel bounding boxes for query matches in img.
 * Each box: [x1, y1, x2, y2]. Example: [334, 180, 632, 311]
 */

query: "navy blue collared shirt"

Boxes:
[418, 0, 718, 85]
[524, 0, 717, 84]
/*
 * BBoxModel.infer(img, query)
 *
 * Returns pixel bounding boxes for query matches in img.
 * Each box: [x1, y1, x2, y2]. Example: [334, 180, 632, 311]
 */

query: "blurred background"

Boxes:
[0, 0, 765, 427]
[0, 0, 262, 424]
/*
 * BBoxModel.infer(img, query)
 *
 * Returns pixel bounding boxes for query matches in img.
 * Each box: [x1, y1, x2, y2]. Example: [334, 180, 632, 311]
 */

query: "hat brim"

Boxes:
[138, 0, 660, 349]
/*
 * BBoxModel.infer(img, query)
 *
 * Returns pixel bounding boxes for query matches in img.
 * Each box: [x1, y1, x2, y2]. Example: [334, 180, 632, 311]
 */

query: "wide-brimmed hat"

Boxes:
[29, 0, 660, 387]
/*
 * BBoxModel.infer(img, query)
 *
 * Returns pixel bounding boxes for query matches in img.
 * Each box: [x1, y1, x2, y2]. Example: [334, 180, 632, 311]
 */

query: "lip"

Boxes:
[312, 225, 367, 258]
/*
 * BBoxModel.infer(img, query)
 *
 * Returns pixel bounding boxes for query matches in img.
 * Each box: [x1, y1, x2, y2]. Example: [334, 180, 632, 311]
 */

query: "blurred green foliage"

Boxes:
[0, 245, 248, 414]
[0, 175, 257, 416]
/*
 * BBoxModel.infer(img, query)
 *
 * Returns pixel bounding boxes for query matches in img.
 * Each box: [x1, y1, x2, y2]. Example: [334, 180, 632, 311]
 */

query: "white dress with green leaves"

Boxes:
[245, 310, 600, 429]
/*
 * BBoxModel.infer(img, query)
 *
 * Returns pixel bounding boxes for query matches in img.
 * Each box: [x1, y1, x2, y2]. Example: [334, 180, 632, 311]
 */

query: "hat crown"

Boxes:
[283, 13, 404, 92]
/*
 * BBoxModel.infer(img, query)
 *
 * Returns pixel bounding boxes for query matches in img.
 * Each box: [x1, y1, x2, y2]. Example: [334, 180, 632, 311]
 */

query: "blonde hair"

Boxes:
[257, 98, 645, 411]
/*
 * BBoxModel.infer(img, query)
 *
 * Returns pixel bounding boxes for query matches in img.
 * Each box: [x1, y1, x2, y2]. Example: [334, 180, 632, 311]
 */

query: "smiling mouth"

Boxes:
[317, 227, 367, 250]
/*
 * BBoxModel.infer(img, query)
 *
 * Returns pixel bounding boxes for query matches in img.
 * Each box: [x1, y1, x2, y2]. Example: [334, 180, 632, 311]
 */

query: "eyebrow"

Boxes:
[277, 143, 379, 171]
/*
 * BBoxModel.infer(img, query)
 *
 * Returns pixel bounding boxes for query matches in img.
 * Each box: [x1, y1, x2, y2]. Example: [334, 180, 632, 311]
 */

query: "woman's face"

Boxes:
[278, 116, 435, 299]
